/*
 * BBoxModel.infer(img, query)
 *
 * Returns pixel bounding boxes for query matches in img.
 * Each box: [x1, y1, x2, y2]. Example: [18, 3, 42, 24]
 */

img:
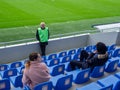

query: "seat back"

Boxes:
[73, 54, 80, 60]
[49, 58, 60, 66]
[85, 45, 92, 53]
[105, 60, 119, 72]
[14, 74, 23, 88]
[91, 65, 105, 78]
[74, 68, 91, 84]
[68, 49, 76, 55]
[61, 56, 71, 63]
[58, 51, 67, 57]
[55, 74, 73, 90]
[3, 68, 17, 78]
[10, 61, 22, 68]
[34, 81, 53, 90]
[51, 64, 65, 76]
[0, 64, 8, 71]
[108, 44, 116, 51]
[76, 48, 82, 54]
[0, 79, 10, 90]
[48, 54, 57, 60]
[112, 48, 120, 57]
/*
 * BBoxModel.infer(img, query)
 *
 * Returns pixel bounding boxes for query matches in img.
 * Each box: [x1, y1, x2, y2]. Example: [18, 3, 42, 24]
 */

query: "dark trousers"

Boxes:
[70, 50, 89, 70]
[40, 42, 48, 56]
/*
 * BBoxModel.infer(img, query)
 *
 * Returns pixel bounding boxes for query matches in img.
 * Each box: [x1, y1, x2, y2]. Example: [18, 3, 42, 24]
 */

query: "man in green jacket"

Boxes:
[36, 22, 49, 56]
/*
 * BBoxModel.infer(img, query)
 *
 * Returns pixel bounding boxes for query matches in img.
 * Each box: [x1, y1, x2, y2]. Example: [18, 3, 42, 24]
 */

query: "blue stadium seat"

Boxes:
[72, 54, 80, 61]
[64, 62, 72, 72]
[91, 65, 105, 78]
[112, 48, 120, 57]
[17, 66, 25, 74]
[48, 53, 57, 60]
[85, 45, 93, 53]
[76, 48, 83, 54]
[33, 81, 53, 90]
[107, 50, 113, 59]
[10, 74, 23, 88]
[0, 68, 17, 78]
[0, 78, 11, 90]
[105, 58, 119, 72]
[68, 49, 76, 55]
[58, 51, 67, 57]
[42, 56, 47, 61]
[60, 55, 71, 63]
[49, 64, 65, 76]
[50, 74, 73, 90]
[0, 64, 8, 71]
[76, 82, 113, 90]
[9, 61, 23, 69]
[47, 58, 60, 67]
[92, 45, 96, 51]
[108, 44, 116, 51]
[67, 68, 91, 84]
[97, 75, 120, 90]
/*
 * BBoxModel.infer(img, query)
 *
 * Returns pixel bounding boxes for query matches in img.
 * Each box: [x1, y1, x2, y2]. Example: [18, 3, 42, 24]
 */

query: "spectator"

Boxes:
[70, 42, 108, 71]
[22, 52, 51, 90]
[36, 22, 50, 56]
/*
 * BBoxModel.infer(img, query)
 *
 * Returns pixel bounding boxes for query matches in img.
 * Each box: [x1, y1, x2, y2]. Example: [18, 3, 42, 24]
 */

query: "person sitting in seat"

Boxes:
[22, 52, 51, 90]
[70, 42, 108, 71]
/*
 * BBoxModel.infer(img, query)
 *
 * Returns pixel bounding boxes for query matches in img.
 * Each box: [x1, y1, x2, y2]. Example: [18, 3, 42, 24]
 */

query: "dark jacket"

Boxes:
[86, 52, 108, 71]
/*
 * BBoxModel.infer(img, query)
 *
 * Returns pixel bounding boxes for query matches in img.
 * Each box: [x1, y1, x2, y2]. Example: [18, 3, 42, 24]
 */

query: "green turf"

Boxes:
[0, 0, 120, 42]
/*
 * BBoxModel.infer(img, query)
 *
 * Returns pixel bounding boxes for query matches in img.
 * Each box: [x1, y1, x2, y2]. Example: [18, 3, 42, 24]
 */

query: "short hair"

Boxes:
[96, 42, 107, 54]
[29, 52, 38, 61]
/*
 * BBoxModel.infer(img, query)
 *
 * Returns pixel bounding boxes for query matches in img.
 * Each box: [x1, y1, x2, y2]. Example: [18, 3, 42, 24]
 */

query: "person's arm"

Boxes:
[36, 30, 40, 41]
[22, 69, 31, 86]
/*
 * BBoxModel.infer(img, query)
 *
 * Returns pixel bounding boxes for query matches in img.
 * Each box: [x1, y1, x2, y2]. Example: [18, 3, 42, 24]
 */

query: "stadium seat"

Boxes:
[76, 82, 113, 90]
[72, 54, 80, 61]
[0, 78, 11, 90]
[49, 64, 65, 76]
[0, 64, 8, 71]
[97, 75, 120, 90]
[42, 56, 47, 61]
[76, 48, 83, 54]
[48, 53, 57, 60]
[91, 65, 105, 78]
[85, 45, 93, 53]
[107, 50, 113, 59]
[64, 62, 72, 72]
[33, 81, 53, 90]
[9, 61, 23, 69]
[50, 74, 73, 90]
[58, 51, 67, 57]
[10, 74, 23, 88]
[0, 68, 17, 78]
[60, 55, 72, 63]
[112, 48, 120, 57]
[47, 58, 60, 67]
[17, 66, 25, 74]
[68, 49, 76, 55]
[67, 68, 91, 84]
[108, 44, 116, 51]
[105, 58, 119, 72]
[92, 45, 96, 51]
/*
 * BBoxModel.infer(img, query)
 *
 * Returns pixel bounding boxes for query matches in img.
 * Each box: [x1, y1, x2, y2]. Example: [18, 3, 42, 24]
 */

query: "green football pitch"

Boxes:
[0, 0, 120, 42]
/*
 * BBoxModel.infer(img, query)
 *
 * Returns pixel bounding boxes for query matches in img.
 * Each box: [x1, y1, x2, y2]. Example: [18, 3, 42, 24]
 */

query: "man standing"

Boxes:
[36, 22, 49, 56]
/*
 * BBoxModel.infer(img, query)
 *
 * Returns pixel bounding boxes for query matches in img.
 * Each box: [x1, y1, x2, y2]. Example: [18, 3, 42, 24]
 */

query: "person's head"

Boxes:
[40, 22, 46, 29]
[96, 42, 107, 54]
[25, 52, 41, 68]
[29, 52, 41, 61]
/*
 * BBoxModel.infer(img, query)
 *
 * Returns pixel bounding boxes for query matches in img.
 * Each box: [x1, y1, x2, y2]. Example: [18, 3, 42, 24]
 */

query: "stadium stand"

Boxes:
[1, 31, 120, 90]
